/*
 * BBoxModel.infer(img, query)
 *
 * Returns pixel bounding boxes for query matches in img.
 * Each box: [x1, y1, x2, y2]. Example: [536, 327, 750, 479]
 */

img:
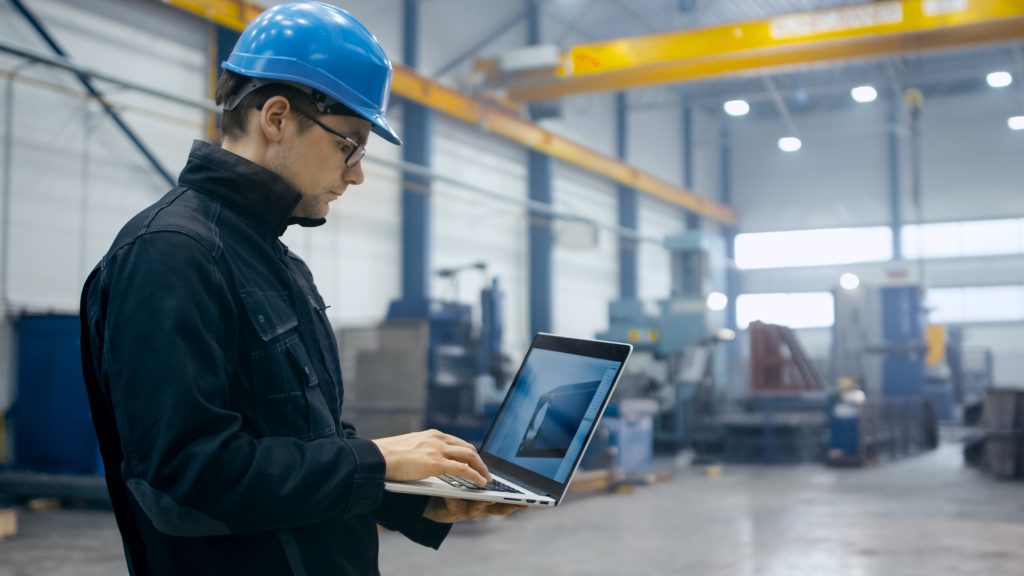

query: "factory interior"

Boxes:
[1, 0, 1024, 574]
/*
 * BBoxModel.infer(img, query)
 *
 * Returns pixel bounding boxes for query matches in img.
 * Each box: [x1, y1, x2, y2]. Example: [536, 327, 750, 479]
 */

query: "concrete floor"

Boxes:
[2, 443, 1022, 575]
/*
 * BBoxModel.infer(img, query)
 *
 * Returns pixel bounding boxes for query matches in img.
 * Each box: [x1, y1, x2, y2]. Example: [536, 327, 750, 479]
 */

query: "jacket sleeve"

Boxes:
[338, 421, 452, 548]
[99, 231, 385, 537]
[374, 492, 452, 549]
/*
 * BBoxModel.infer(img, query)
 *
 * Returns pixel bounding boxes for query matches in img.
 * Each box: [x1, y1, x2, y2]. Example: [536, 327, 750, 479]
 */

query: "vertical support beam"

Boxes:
[529, 152, 553, 335]
[721, 115, 741, 359]
[401, 0, 432, 305]
[616, 92, 638, 300]
[527, 0, 553, 335]
[683, 101, 701, 231]
[527, 0, 542, 47]
[889, 97, 903, 261]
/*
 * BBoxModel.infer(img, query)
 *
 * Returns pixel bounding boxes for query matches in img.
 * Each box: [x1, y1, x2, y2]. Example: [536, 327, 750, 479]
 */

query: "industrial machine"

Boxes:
[718, 321, 833, 464]
[828, 283, 939, 465]
[596, 232, 729, 453]
[931, 325, 996, 422]
[340, 263, 509, 445]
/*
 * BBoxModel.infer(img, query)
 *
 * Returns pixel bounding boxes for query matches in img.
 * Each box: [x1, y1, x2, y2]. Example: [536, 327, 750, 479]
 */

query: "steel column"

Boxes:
[529, 151, 553, 335]
[400, 0, 433, 305]
[616, 92, 638, 300]
[527, 0, 552, 335]
[721, 116, 740, 358]
[889, 96, 903, 261]
[683, 101, 701, 231]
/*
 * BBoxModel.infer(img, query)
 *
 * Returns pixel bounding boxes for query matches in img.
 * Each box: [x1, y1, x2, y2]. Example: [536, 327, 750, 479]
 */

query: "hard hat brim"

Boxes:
[222, 59, 402, 146]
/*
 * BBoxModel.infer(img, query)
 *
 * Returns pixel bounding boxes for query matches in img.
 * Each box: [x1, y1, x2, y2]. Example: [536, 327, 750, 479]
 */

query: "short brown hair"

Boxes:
[214, 70, 318, 138]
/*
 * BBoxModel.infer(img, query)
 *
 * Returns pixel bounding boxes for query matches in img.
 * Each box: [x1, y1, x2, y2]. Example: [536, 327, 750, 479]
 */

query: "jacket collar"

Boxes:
[177, 140, 325, 236]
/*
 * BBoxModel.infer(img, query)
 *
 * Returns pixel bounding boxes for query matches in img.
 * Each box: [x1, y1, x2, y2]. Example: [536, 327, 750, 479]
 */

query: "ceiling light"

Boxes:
[839, 273, 861, 290]
[706, 291, 728, 311]
[851, 85, 877, 103]
[723, 99, 750, 116]
[778, 137, 802, 152]
[987, 71, 1013, 88]
[1008, 116, 1024, 131]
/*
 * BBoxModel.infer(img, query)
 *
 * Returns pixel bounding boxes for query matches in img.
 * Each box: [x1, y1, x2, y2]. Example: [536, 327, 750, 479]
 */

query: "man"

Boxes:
[80, 3, 516, 575]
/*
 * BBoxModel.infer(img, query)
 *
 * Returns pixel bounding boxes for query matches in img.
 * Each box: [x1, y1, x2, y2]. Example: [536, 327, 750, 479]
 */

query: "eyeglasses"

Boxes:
[295, 110, 366, 168]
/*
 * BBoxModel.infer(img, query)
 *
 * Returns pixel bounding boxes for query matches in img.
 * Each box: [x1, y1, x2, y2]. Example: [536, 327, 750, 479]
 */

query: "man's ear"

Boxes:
[259, 95, 291, 143]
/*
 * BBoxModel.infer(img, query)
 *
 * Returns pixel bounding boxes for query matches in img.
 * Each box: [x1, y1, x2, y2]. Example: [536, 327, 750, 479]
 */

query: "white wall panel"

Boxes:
[419, 0, 527, 81]
[731, 103, 891, 232]
[637, 197, 685, 302]
[0, 0, 209, 410]
[340, 0, 404, 64]
[430, 115, 530, 356]
[1, 0, 207, 314]
[693, 106, 723, 205]
[552, 164, 618, 340]
[541, 92, 616, 158]
[629, 99, 683, 187]
[914, 89, 1024, 223]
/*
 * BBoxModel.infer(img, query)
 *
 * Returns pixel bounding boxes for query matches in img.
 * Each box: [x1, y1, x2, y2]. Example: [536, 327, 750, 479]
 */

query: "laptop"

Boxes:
[384, 333, 632, 507]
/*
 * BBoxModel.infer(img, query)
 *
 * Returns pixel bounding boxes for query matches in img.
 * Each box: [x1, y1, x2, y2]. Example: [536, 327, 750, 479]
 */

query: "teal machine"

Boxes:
[597, 232, 729, 452]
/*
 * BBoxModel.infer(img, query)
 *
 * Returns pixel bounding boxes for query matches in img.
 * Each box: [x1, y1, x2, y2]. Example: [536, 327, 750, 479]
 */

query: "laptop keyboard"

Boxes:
[437, 474, 524, 494]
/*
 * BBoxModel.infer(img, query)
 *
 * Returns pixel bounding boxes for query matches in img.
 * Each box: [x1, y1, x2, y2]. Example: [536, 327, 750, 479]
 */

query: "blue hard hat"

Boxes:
[222, 1, 401, 145]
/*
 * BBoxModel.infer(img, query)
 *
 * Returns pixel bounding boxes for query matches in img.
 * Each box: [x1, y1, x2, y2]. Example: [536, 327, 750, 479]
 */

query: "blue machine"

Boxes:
[386, 267, 506, 444]
[11, 314, 100, 475]
[829, 284, 938, 463]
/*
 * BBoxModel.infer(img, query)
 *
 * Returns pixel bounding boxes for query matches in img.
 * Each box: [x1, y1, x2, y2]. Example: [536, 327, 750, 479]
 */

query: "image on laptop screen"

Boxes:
[481, 348, 623, 483]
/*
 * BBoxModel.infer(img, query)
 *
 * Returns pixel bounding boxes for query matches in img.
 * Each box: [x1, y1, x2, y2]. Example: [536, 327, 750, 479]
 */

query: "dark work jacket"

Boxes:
[80, 140, 450, 576]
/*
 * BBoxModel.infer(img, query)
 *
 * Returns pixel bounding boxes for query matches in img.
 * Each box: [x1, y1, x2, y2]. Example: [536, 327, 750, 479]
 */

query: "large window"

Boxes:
[926, 285, 1024, 324]
[735, 227, 892, 270]
[902, 218, 1024, 260]
[735, 218, 1024, 270]
[736, 292, 836, 329]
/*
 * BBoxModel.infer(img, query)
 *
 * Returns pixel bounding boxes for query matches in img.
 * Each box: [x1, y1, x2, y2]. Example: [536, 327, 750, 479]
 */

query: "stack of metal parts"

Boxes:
[830, 397, 938, 466]
[719, 321, 832, 464]
[337, 321, 429, 439]
[965, 389, 1024, 479]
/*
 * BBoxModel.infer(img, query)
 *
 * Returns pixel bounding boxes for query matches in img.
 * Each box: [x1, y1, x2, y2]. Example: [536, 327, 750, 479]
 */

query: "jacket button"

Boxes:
[257, 314, 265, 322]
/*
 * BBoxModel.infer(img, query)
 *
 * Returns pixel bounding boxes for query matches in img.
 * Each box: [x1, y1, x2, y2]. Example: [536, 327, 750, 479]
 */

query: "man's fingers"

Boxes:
[442, 446, 491, 483]
[466, 500, 493, 520]
[488, 503, 525, 516]
[442, 461, 488, 486]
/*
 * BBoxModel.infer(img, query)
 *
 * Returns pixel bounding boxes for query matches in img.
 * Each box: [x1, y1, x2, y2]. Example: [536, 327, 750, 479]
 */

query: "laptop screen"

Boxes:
[481, 346, 624, 483]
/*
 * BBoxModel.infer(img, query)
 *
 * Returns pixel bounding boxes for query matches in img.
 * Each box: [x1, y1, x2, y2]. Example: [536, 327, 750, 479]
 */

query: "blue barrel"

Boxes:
[13, 314, 99, 474]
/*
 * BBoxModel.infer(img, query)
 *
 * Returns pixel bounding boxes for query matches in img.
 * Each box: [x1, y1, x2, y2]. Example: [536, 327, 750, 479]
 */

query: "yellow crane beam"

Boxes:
[506, 0, 1024, 102]
[163, 0, 737, 225]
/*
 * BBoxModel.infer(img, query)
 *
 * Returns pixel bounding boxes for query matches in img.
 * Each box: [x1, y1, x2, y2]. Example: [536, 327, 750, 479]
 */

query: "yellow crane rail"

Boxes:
[163, 0, 737, 225]
[505, 0, 1024, 101]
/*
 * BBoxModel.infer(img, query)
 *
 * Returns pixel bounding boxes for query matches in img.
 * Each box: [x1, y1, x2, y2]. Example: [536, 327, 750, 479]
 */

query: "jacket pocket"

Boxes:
[242, 291, 336, 440]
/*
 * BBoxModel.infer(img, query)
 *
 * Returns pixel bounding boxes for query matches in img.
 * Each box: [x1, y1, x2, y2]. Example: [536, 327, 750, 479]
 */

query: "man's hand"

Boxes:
[422, 497, 524, 524]
[372, 429, 491, 485]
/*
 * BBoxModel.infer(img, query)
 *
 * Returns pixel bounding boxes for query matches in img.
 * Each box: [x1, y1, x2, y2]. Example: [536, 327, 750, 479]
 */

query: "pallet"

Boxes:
[567, 469, 613, 495]
[0, 508, 16, 540]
